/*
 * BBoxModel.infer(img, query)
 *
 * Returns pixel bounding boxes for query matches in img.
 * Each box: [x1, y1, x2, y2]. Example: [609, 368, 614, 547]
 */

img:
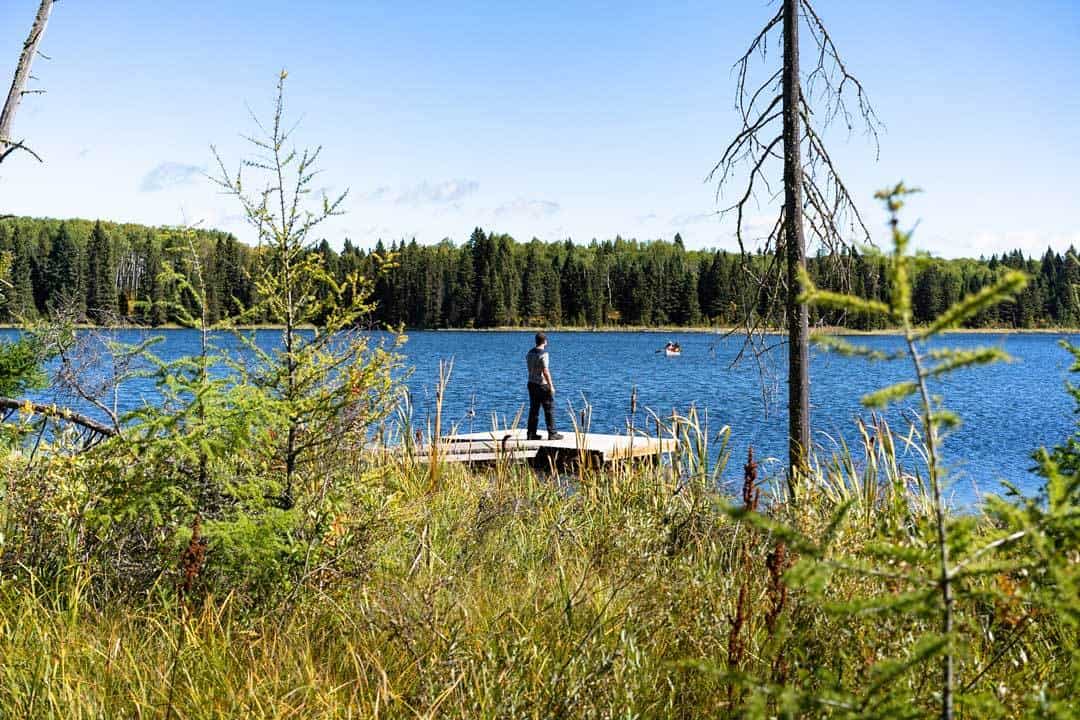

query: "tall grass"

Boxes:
[2, 415, 1072, 718]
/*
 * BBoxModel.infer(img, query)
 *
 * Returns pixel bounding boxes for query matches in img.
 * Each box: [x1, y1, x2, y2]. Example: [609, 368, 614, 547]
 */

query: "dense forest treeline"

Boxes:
[1, 216, 1077, 329]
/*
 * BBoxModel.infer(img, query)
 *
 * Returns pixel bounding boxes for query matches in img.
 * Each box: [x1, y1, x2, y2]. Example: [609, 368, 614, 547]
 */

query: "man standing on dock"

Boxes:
[526, 332, 563, 441]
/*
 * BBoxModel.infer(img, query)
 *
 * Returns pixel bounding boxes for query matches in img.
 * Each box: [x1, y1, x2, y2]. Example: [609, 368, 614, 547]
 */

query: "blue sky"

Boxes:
[1, 0, 1078, 258]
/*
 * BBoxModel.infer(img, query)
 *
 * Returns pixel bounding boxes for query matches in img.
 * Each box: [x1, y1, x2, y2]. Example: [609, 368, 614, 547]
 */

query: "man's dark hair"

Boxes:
[535, 332, 547, 347]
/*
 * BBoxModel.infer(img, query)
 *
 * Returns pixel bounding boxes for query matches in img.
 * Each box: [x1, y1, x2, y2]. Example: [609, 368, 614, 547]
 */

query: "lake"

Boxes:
[5, 328, 1077, 505]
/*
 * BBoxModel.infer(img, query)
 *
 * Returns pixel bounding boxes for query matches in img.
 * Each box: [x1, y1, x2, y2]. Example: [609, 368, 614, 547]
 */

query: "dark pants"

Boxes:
[527, 382, 556, 437]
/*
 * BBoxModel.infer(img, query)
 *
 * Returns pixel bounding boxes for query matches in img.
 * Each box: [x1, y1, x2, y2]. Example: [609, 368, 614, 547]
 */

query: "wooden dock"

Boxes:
[410, 429, 678, 468]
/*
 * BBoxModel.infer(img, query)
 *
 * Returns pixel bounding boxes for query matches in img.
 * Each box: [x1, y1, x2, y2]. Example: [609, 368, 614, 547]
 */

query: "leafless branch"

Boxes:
[1, 0, 55, 165]
[801, 0, 882, 153]
[0, 138, 43, 164]
[710, 0, 881, 357]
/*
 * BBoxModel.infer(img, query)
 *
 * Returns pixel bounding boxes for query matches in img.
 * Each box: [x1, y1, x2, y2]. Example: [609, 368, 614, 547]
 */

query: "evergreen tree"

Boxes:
[46, 223, 83, 316]
[30, 224, 50, 314]
[3, 215, 1080, 332]
[6, 226, 35, 320]
[447, 247, 475, 327]
[85, 220, 119, 322]
[142, 240, 168, 326]
[544, 254, 562, 325]
[492, 234, 518, 325]
[560, 247, 584, 325]
[521, 241, 545, 322]
[470, 228, 504, 327]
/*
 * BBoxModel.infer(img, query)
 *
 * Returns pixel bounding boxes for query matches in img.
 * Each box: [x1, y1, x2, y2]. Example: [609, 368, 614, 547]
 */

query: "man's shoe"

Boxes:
[526, 433, 542, 441]
[548, 432, 565, 440]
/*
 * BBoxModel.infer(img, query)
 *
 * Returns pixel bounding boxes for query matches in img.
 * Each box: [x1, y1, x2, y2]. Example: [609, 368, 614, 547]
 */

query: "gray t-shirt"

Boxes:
[526, 347, 549, 385]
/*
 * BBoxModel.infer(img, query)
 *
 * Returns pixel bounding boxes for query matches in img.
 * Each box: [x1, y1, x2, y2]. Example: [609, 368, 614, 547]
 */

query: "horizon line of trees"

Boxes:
[1, 216, 1077, 330]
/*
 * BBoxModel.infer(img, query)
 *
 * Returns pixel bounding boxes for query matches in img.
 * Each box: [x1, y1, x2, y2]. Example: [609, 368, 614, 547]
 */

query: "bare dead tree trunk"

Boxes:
[0, 0, 54, 164]
[782, 0, 809, 497]
[710, 0, 879, 504]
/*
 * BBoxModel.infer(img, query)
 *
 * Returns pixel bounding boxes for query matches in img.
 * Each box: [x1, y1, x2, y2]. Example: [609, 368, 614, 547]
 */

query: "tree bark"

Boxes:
[782, 0, 809, 499]
[0, 0, 54, 163]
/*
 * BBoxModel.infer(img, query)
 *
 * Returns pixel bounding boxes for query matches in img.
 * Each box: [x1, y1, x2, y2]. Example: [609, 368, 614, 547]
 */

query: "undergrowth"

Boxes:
[1, 425, 1076, 718]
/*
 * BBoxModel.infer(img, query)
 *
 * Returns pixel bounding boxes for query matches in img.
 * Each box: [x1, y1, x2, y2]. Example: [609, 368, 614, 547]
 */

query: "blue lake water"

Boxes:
[5, 328, 1077, 505]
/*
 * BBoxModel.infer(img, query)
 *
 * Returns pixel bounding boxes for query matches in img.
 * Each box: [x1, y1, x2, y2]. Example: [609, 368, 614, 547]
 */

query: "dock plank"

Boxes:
[414, 429, 678, 466]
[422, 449, 538, 463]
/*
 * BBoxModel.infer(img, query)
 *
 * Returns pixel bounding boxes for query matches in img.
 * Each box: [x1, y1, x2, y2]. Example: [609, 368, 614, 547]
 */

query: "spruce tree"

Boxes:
[212, 70, 399, 508]
[30, 225, 50, 314]
[85, 220, 118, 323]
[544, 254, 562, 325]
[521, 241, 545, 322]
[7, 226, 35, 320]
[45, 222, 82, 316]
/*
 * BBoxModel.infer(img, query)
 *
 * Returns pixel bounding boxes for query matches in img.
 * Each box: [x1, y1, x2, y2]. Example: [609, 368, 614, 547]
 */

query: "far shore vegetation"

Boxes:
[1, 215, 1078, 333]
[5, 321, 1080, 335]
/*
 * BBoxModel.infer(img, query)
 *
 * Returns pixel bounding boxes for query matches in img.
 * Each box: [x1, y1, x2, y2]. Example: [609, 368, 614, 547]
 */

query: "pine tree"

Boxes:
[544, 254, 562, 325]
[559, 248, 584, 325]
[492, 234, 518, 325]
[1063, 249, 1080, 325]
[29, 225, 49, 315]
[447, 247, 475, 327]
[7, 226, 35, 320]
[521, 241, 545, 323]
[211, 71, 398, 508]
[85, 220, 119, 323]
[46, 222, 82, 316]
[470, 228, 504, 327]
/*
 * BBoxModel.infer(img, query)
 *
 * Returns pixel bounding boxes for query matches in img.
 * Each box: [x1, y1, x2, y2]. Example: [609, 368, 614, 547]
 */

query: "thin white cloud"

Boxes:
[140, 162, 205, 192]
[494, 198, 561, 219]
[434, 202, 466, 216]
[396, 179, 478, 206]
[670, 210, 717, 226]
[357, 185, 392, 202]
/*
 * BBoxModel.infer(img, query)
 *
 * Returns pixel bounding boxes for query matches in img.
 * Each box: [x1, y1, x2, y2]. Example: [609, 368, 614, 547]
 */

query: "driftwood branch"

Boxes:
[0, 0, 55, 164]
[0, 396, 117, 438]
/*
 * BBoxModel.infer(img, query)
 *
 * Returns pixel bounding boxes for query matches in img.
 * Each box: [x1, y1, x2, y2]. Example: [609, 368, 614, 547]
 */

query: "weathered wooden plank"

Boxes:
[417, 449, 538, 464]
[367, 430, 678, 467]
[427, 430, 678, 466]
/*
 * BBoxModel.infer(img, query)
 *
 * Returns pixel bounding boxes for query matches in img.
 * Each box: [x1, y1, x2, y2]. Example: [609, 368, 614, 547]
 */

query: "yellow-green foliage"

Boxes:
[787, 185, 1078, 720]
